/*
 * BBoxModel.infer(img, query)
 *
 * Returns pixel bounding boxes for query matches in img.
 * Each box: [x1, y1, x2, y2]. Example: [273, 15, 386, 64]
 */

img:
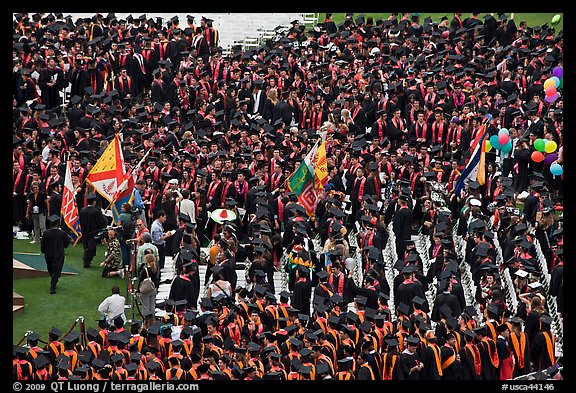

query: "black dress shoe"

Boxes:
[50, 288, 56, 294]
[84, 264, 92, 268]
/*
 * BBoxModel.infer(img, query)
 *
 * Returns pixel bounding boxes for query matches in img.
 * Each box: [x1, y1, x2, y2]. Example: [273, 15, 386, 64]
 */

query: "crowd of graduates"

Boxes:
[13, 11, 563, 381]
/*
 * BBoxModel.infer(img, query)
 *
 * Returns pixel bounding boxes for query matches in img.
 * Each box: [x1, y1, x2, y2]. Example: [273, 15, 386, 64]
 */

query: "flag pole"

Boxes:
[104, 146, 153, 213]
[285, 137, 322, 190]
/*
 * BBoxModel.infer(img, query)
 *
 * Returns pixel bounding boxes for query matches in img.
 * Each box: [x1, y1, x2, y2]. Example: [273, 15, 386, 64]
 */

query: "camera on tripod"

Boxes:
[94, 225, 122, 241]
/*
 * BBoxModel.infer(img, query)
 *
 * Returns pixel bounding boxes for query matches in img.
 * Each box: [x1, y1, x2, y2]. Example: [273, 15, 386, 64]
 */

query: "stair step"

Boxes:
[13, 292, 25, 306]
[13, 305, 25, 315]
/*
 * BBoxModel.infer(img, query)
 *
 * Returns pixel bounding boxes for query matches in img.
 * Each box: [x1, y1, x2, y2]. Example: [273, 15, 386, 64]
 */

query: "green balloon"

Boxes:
[534, 139, 546, 152]
[560, 78, 563, 89]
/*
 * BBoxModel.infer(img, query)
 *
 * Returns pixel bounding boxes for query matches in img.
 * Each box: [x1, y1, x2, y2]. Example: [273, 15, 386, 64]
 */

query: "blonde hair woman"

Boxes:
[262, 87, 278, 122]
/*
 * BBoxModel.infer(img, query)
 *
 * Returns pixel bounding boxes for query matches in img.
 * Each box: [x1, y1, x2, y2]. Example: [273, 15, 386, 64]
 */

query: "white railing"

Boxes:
[492, 232, 519, 314]
[416, 233, 437, 310]
[532, 238, 563, 358]
[455, 233, 479, 315]
[383, 226, 398, 315]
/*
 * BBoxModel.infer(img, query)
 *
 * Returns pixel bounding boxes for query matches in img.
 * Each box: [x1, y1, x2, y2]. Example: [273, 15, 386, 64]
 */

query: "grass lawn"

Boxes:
[324, 13, 563, 34]
[12, 238, 128, 345]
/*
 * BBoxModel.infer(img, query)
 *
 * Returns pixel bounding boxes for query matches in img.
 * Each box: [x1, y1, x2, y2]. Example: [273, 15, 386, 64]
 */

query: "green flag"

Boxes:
[287, 159, 314, 196]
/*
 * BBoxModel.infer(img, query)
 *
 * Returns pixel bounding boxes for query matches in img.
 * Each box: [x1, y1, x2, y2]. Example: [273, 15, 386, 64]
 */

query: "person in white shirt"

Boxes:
[98, 285, 126, 325]
[177, 188, 196, 224]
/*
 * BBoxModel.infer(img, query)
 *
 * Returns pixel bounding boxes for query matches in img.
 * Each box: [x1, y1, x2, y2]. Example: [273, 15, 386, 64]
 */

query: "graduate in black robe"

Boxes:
[512, 139, 531, 193]
[399, 336, 424, 380]
[475, 327, 499, 380]
[530, 315, 556, 372]
[40, 215, 71, 294]
[78, 194, 108, 268]
[458, 330, 481, 380]
[169, 262, 199, 310]
[394, 265, 426, 310]
[440, 332, 462, 380]
[431, 279, 463, 322]
[509, 317, 532, 378]
[291, 266, 312, 317]
[392, 194, 413, 257]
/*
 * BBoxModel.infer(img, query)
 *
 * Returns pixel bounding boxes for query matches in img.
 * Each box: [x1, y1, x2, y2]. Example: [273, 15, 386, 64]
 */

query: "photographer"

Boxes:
[117, 203, 137, 269]
[99, 227, 125, 279]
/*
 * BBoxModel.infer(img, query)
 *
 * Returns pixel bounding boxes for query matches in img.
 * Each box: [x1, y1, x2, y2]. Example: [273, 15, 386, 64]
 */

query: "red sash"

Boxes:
[416, 122, 428, 140]
[432, 122, 445, 145]
[328, 274, 345, 296]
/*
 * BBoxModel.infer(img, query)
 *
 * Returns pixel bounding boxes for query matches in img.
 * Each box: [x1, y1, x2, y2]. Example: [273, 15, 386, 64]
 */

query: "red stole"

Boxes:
[311, 110, 323, 130]
[328, 273, 345, 296]
[432, 121, 445, 145]
[353, 177, 366, 202]
[207, 180, 220, 200]
[376, 119, 385, 139]
[416, 122, 428, 140]
[220, 181, 232, 207]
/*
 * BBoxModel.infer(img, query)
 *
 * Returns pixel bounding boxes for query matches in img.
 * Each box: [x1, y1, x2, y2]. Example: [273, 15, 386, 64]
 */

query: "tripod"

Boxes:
[124, 240, 142, 323]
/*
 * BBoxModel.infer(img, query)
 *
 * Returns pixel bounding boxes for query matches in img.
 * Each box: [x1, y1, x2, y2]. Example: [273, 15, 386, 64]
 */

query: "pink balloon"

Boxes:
[498, 133, 509, 145]
[545, 93, 559, 103]
[545, 86, 557, 97]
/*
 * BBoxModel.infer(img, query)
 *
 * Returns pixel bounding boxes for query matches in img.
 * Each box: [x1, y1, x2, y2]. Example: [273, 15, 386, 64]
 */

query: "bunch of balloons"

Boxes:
[532, 137, 562, 176]
[543, 66, 563, 103]
[486, 128, 512, 153]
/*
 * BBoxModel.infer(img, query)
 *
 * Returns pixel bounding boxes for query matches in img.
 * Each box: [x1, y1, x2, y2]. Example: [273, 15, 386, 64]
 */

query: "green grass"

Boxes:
[322, 13, 563, 34]
[12, 239, 126, 345]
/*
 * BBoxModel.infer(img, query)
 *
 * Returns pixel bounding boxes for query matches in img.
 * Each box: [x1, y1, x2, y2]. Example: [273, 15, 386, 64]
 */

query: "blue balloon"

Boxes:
[490, 134, 502, 149]
[501, 141, 513, 153]
[551, 76, 561, 88]
[498, 128, 509, 136]
[550, 163, 563, 176]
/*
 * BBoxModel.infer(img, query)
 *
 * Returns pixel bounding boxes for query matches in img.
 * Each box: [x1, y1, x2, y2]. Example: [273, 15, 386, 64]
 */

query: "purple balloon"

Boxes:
[544, 153, 558, 165]
[553, 66, 563, 79]
[545, 93, 559, 103]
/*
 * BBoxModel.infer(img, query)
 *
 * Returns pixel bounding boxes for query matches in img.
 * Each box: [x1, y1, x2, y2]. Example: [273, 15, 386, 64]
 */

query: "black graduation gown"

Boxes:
[394, 280, 426, 309]
[550, 263, 563, 298]
[220, 258, 238, 291]
[399, 351, 422, 380]
[511, 332, 532, 378]
[459, 344, 481, 380]
[513, 147, 531, 193]
[392, 206, 413, 257]
[78, 204, 108, 238]
[530, 331, 555, 372]
[40, 227, 70, 290]
[477, 339, 499, 380]
[440, 345, 462, 380]
[169, 274, 196, 310]
[292, 279, 312, 317]
[38, 66, 66, 110]
[525, 310, 543, 346]
[523, 193, 540, 226]
[421, 345, 442, 380]
[431, 292, 462, 322]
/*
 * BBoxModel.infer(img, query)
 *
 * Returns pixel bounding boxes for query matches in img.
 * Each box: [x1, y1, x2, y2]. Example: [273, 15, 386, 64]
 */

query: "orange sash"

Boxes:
[430, 344, 443, 376]
[543, 332, 555, 365]
[466, 344, 482, 376]
[482, 338, 500, 368]
[510, 332, 526, 369]
[360, 363, 375, 380]
[441, 351, 456, 370]
[382, 354, 397, 380]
